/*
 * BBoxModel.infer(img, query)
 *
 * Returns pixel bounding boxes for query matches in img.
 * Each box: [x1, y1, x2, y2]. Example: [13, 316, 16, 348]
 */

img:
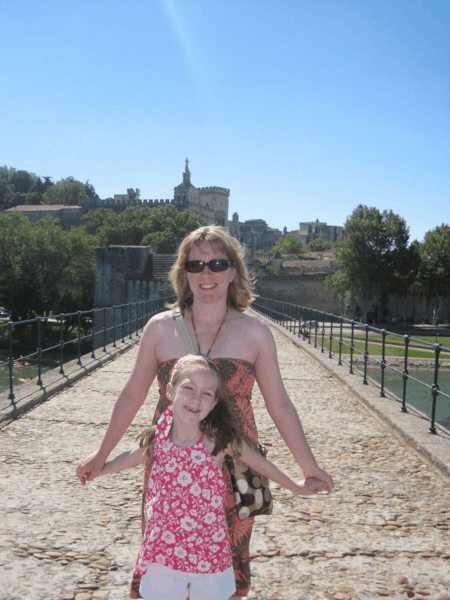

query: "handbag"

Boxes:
[225, 445, 273, 520]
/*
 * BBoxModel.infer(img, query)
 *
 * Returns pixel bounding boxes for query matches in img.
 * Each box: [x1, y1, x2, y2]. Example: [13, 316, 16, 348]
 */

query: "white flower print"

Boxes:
[194, 536, 204, 546]
[202, 488, 211, 501]
[190, 481, 202, 497]
[161, 531, 176, 544]
[204, 512, 217, 525]
[190, 449, 206, 464]
[211, 495, 222, 508]
[180, 516, 196, 531]
[177, 471, 192, 486]
[165, 458, 177, 472]
[212, 528, 226, 542]
[162, 439, 171, 453]
[155, 554, 166, 564]
[174, 546, 187, 559]
[149, 526, 161, 541]
[211, 544, 220, 554]
[189, 553, 198, 565]
[197, 560, 211, 572]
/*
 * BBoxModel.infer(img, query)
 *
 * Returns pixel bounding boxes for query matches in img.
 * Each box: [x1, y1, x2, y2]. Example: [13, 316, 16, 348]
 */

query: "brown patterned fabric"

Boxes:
[129, 358, 257, 599]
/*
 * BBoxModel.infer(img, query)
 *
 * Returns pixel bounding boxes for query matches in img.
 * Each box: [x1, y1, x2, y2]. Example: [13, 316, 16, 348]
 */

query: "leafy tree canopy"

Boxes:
[324, 204, 413, 320]
[305, 238, 335, 252]
[267, 236, 304, 255]
[82, 204, 206, 253]
[417, 224, 450, 324]
[0, 213, 96, 320]
[43, 176, 88, 205]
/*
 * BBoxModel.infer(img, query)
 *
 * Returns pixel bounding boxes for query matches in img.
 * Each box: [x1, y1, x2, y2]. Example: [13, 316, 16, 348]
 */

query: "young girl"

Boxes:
[90, 355, 327, 600]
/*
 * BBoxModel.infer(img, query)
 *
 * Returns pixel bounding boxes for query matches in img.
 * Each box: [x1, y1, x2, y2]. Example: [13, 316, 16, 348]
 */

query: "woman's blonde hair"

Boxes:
[167, 225, 255, 313]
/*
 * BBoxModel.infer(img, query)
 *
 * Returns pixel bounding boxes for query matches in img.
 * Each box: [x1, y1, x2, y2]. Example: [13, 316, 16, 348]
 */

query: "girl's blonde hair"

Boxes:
[167, 225, 255, 314]
[138, 355, 246, 458]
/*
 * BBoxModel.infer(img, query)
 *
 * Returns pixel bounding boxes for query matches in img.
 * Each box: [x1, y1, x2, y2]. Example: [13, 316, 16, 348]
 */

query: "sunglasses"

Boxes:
[184, 259, 233, 273]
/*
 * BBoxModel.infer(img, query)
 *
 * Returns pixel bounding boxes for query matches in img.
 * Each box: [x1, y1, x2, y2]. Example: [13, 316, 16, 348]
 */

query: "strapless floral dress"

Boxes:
[130, 358, 257, 599]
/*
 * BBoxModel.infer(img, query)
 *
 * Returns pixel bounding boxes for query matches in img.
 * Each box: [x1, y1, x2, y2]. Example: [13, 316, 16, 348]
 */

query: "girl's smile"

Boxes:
[166, 367, 219, 432]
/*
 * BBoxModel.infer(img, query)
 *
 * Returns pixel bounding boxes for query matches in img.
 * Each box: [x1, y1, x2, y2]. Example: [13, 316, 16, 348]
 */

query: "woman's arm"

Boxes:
[76, 316, 162, 485]
[238, 442, 328, 495]
[252, 319, 334, 493]
[93, 447, 149, 479]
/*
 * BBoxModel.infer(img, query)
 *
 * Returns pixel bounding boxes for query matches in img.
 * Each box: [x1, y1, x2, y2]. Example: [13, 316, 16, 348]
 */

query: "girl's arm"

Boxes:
[93, 447, 149, 479]
[238, 441, 329, 496]
[76, 316, 162, 485]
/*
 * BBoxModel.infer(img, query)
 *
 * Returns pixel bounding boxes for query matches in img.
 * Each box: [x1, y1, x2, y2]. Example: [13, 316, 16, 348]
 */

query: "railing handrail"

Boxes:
[251, 296, 449, 435]
[0, 297, 176, 405]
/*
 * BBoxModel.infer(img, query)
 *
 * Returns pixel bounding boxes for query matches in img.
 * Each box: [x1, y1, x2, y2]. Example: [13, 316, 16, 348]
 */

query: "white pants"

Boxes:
[139, 564, 236, 600]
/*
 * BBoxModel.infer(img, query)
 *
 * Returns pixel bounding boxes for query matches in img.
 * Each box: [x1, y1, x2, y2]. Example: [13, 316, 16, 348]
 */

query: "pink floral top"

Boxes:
[134, 405, 233, 576]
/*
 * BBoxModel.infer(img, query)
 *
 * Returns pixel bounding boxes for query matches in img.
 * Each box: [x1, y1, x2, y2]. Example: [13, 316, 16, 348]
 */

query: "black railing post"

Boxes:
[430, 341, 440, 434]
[320, 312, 325, 353]
[349, 320, 355, 374]
[37, 317, 43, 387]
[113, 305, 117, 348]
[91, 308, 96, 358]
[121, 305, 125, 343]
[363, 324, 369, 384]
[59, 315, 65, 375]
[338, 317, 343, 366]
[77, 311, 82, 366]
[103, 307, 107, 352]
[401, 335, 409, 413]
[129, 303, 133, 340]
[8, 322, 15, 402]
[380, 329, 386, 397]
[329, 314, 333, 359]
[314, 312, 318, 349]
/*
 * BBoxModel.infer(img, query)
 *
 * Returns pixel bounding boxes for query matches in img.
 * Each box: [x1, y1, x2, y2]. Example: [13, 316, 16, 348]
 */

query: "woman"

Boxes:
[77, 225, 333, 599]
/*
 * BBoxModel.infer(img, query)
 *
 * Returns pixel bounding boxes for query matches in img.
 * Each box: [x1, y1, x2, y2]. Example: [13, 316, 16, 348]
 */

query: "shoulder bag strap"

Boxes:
[172, 309, 198, 354]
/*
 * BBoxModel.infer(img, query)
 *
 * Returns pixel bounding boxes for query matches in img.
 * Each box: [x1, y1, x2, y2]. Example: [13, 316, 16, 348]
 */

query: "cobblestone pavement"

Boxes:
[1, 323, 449, 600]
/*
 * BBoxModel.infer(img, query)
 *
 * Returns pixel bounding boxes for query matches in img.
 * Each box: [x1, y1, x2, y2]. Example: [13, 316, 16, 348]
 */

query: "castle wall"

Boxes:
[95, 246, 154, 308]
[255, 274, 346, 314]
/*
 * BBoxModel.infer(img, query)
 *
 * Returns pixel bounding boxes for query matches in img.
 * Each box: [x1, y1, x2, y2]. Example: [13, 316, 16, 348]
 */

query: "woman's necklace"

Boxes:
[191, 307, 228, 358]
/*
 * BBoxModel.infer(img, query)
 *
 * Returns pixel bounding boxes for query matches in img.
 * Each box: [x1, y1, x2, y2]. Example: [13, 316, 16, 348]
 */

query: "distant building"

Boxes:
[289, 219, 345, 248]
[4, 204, 85, 230]
[229, 215, 282, 253]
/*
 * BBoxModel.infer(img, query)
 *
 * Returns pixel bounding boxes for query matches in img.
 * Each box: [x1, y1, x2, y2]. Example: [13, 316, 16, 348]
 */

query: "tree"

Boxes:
[43, 177, 87, 205]
[0, 213, 96, 320]
[417, 224, 450, 325]
[324, 205, 412, 321]
[82, 204, 206, 252]
[10, 169, 37, 193]
[267, 236, 304, 255]
[85, 179, 99, 199]
[305, 238, 334, 252]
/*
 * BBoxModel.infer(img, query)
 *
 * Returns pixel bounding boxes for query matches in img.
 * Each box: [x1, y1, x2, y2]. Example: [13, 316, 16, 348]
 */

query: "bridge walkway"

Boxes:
[0, 314, 449, 600]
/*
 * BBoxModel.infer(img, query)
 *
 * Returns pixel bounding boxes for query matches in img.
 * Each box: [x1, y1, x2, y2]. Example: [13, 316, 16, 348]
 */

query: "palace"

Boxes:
[4, 159, 344, 251]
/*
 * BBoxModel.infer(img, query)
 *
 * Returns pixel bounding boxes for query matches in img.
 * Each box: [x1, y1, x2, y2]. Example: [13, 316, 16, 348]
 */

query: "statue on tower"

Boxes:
[185, 157, 190, 172]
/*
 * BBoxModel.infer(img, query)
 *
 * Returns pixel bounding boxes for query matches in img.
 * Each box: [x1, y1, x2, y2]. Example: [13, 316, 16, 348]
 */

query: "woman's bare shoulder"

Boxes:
[140, 310, 176, 347]
[232, 310, 273, 342]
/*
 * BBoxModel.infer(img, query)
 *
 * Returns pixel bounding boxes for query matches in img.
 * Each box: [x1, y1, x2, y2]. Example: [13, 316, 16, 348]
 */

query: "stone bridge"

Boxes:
[1, 310, 449, 600]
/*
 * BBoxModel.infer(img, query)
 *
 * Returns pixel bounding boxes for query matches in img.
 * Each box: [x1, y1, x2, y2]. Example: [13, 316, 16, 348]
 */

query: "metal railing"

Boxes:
[0, 296, 175, 404]
[252, 297, 450, 435]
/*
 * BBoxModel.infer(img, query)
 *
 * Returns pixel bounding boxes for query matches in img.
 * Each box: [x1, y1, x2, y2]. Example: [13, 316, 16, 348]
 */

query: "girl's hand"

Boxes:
[295, 477, 329, 496]
[76, 452, 105, 486]
[302, 465, 334, 494]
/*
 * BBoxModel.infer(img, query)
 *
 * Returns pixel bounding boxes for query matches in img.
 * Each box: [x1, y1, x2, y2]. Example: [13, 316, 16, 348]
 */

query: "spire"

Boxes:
[183, 157, 191, 185]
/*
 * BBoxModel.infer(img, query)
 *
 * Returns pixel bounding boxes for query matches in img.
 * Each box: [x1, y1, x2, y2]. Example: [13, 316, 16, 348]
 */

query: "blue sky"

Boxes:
[2, 0, 449, 243]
